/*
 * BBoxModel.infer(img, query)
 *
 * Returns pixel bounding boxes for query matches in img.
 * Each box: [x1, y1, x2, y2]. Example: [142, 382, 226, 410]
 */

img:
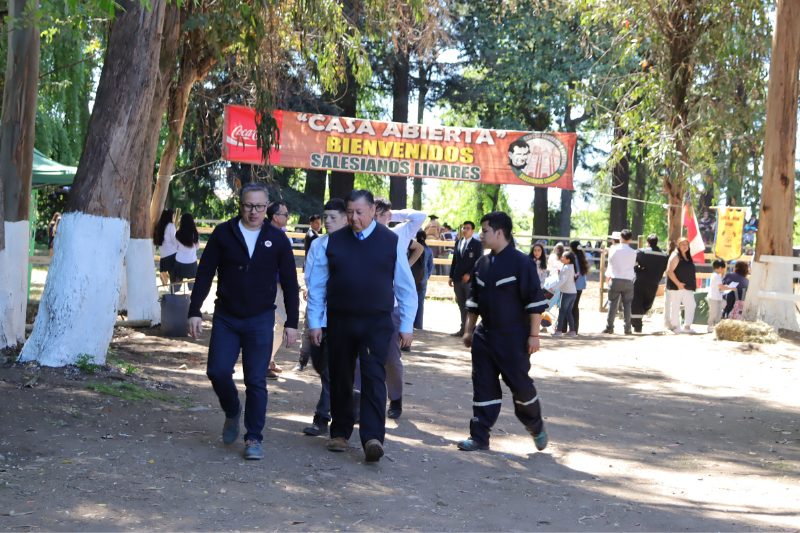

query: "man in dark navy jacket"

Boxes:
[188, 181, 299, 461]
[457, 211, 549, 453]
[449, 221, 483, 336]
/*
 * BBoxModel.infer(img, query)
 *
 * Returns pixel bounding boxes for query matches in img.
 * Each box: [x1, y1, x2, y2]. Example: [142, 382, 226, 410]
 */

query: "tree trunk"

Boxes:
[664, 177, 684, 243]
[328, 59, 358, 200]
[743, 0, 800, 331]
[533, 187, 548, 237]
[389, 50, 410, 210]
[412, 62, 428, 211]
[0, 0, 40, 348]
[20, 0, 166, 366]
[559, 189, 572, 238]
[149, 15, 217, 234]
[125, 2, 180, 324]
[608, 126, 630, 234]
[305, 169, 327, 205]
[630, 158, 646, 239]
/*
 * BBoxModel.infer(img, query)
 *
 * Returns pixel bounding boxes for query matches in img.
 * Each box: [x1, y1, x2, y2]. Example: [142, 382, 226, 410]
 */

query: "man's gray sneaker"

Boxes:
[222, 405, 242, 444]
[244, 439, 263, 460]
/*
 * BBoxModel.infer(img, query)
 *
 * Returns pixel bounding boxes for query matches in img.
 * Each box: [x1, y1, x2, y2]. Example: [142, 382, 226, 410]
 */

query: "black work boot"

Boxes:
[387, 398, 403, 419]
[302, 416, 329, 437]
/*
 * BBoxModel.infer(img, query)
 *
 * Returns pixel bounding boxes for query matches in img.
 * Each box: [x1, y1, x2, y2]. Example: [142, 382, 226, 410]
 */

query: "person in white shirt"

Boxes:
[172, 213, 200, 291]
[603, 229, 637, 335]
[153, 209, 178, 291]
[707, 259, 731, 333]
[547, 242, 565, 275]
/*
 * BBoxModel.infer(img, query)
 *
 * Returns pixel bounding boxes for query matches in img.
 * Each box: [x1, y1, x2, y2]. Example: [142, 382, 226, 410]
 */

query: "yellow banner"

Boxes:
[714, 208, 745, 261]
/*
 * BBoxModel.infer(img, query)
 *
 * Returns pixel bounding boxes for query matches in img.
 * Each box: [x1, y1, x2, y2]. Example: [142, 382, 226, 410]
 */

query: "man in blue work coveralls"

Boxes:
[457, 211, 549, 452]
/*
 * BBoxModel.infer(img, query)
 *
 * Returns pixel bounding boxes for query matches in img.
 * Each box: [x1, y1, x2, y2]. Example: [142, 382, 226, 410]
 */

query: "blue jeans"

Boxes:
[414, 282, 427, 330]
[206, 308, 275, 442]
[557, 292, 577, 332]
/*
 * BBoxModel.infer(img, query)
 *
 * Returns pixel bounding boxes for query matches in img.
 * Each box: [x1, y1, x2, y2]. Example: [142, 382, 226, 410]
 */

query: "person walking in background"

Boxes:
[449, 221, 483, 337]
[48, 212, 61, 257]
[549, 251, 578, 338]
[565, 241, 590, 335]
[722, 260, 750, 317]
[547, 243, 564, 275]
[304, 214, 322, 257]
[457, 211, 548, 453]
[707, 259, 733, 332]
[603, 229, 637, 335]
[414, 230, 435, 331]
[666, 237, 698, 334]
[529, 243, 549, 287]
[172, 213, 200, 291]
[266, 201, 293, 379]
[307, 190, 417, 463]
[153, 209, 177, 290]
[188, 181, 299, 460]
[631, 234, 668, 333]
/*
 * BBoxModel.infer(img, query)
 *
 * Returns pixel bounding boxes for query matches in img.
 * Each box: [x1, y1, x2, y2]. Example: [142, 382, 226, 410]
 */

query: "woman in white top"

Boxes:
[547, 242, 565, 275]
[549, 251, 578, 338]
[153, 209, 178, 289]
[173, 213, 200, 291]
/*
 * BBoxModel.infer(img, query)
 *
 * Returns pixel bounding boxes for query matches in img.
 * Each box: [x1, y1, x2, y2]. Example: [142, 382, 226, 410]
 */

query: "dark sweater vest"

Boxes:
[326, 223, 397, 316]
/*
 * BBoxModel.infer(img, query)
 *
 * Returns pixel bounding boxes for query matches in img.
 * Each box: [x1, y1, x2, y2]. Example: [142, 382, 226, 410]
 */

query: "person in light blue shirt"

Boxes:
[307, 190, 417, 464]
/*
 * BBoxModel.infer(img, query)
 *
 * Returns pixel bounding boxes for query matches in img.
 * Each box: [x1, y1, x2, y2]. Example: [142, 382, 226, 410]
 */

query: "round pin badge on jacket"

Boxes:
[265, 240, 272, 247]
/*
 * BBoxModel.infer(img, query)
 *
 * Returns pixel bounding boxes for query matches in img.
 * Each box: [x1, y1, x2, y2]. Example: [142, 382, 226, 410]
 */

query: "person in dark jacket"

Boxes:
[457, 211, 549, 453]
[449, 221, 483, 336]
[188, 181, 300, 461]
[631, 234, 669, 332]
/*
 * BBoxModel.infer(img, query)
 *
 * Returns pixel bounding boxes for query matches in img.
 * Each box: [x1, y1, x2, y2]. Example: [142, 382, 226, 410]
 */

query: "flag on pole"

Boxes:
[682, 195, 705, 264]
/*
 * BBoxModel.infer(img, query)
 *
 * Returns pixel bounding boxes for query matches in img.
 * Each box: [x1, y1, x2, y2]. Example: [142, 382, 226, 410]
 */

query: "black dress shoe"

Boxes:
[401, 345, 411, 352]
[292, 361, 307, 372]
[457, 438, 489, 451]
[450, 330, 465, 337]
[302, 416, 329, 436]
[387, 398, 402, 419]
[601, 327, 614, 334]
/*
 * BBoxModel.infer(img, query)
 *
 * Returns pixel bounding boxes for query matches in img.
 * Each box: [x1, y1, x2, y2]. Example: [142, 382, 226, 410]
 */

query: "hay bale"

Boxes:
[714, 319, 778, 344]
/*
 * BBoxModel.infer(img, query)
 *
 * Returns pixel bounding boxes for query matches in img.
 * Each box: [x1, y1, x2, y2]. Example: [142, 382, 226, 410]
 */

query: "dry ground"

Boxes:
[1, 280, 799, 532]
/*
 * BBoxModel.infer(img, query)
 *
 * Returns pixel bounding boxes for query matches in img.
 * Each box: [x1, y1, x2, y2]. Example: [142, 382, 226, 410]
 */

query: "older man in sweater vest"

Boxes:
[307, 190, 418, 463]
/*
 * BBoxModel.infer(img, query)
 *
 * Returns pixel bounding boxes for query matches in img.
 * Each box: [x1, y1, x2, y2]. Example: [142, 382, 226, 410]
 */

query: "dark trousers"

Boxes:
[453, 280, 470, 332]
[469, 325, 544, 446]
[354, 306, 403, 401]
[566, 289, 582, 333]
[309, 328, 331, 421]
[327, 311, 394, 446]
[206, 308, 275, 442]
[414, 282, 427, 330]
[631, 281, 659, 332]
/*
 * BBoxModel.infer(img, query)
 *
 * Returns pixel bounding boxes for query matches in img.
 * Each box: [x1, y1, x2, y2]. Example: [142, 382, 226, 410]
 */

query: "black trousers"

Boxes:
[327, 311, 394, 446]
[453, 280, 470, 332]
[631, 281, 659, 332]
[469, 325, 544, 446]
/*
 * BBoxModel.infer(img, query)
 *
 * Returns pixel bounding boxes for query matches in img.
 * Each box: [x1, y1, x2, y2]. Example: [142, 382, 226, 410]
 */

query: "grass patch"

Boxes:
[75, 354, 100, 374]
[44, 418, 66, 427]
[107, 358, 140, 376]
[85, 381, 193, 406]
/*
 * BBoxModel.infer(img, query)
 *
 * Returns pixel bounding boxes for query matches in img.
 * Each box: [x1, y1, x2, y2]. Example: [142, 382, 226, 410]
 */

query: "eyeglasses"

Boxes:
[242, 203, 267, 212]
[275, 212, 290, 218]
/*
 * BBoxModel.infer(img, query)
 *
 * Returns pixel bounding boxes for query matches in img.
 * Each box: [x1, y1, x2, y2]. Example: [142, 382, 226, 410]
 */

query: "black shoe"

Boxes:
[450, 330, 465, 337]
[387, 398, 402, 419]
[602, 327, 614, 334]
[292, 361, 307, 372]
[401, 345, 411, 352]
[303, 416, 329, 436]
[533, 431, 548, 451]
[457, 438, 489, 451]
[624, 329, 633, 335]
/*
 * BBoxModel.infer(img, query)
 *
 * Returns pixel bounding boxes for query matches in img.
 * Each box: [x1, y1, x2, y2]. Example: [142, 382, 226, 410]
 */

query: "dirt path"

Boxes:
[1, 290, 799, 532]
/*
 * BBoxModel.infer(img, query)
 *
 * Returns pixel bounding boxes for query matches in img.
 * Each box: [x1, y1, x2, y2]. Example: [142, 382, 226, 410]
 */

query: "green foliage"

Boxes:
[75, 354, 99, 374]
[85, 381, 194, 405]
[106, 358, 140, 376]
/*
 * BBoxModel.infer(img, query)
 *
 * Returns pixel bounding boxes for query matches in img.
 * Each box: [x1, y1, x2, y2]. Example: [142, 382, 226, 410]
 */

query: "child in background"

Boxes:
[707, 259, 731, 333]
[550, 251, 578, 338]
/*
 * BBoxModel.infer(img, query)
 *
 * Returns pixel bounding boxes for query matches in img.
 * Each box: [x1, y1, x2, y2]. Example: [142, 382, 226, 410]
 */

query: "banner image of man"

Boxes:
[508, 139, 531, 170]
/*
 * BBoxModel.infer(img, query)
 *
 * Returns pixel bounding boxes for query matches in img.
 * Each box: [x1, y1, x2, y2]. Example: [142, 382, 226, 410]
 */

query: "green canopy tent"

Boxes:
[28, 149, 77, 298]
[32, 148, 77, 187]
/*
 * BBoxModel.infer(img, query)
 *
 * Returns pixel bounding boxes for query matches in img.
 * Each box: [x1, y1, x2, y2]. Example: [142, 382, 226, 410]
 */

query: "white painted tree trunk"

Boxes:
[117, 259, 128, 313]
[19, 213, 128, 366]
[3, 220, 28, 347]
[124, 238, 160, 324]
[743, 261, 798, 331]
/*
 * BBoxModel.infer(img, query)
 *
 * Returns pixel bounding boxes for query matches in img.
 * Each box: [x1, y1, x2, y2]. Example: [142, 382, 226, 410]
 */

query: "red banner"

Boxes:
[223, 105, 577, 189]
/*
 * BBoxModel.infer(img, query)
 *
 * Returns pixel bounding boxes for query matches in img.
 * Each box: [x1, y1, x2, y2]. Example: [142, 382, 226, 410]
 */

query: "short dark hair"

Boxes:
[508, 139, 530, 154]
[734, 260, 749, 276]
[267, 201, 287, 221]
[309, 214, 321, 223]
[323, 198, 347, 214]
[712, 259, 726, 270]
[647, 233, 659, 247]
[620, 229, 633, 241]
[480, 211, 513, 242]
[345, 189, 374, 206]
[374, 196, 392, 214]
[462, 221, 475, 230]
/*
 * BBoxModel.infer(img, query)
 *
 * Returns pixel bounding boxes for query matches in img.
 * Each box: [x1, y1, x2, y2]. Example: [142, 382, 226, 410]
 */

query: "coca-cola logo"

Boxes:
[231, 124, 258, 141]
